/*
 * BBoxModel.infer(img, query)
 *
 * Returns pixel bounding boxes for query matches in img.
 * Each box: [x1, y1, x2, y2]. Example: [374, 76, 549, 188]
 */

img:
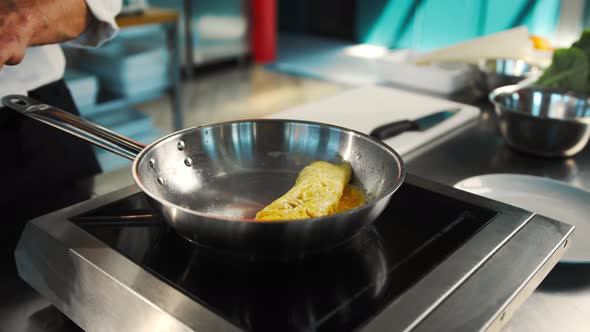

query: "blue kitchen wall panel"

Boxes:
[357, 0, 561, 50]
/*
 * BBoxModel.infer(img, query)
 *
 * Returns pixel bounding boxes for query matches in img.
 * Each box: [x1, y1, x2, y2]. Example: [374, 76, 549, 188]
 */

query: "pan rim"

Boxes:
[131, 118, 406, 224]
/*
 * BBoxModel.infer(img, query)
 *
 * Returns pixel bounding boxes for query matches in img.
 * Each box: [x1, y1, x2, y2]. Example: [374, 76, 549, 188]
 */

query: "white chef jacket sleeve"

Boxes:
[65, 0, 122, 48]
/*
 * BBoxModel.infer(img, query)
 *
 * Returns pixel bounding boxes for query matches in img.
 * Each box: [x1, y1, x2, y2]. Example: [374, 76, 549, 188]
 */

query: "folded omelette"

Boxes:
[255, 161, 356, 221]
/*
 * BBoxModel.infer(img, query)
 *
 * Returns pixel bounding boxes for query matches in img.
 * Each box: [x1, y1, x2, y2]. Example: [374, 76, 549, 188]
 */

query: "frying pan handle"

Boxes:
[2, 95, 146, 160]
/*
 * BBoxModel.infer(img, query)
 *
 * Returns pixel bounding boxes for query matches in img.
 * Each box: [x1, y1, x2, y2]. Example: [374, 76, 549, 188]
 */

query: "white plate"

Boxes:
[454, 174, 590, 263]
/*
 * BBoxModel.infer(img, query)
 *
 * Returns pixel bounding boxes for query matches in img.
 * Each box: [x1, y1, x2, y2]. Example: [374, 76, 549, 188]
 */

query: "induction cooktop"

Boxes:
[15, 174, 573, 332]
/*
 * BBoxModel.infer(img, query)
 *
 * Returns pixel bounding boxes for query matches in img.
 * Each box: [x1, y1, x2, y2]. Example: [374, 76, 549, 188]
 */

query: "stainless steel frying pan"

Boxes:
[3, 95, 405, 257]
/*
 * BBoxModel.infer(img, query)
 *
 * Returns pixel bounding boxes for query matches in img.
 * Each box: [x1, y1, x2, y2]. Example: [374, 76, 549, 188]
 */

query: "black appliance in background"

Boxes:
[279, 0, 357, 42]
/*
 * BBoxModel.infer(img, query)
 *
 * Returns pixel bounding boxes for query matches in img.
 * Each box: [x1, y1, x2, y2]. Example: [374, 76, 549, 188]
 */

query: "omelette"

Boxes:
[255, 161, 365, 221]
[337, 184, 367, 213]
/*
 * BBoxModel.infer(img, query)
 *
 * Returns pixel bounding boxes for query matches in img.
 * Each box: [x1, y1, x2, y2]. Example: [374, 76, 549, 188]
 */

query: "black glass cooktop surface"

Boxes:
[72, 182, 497, 331]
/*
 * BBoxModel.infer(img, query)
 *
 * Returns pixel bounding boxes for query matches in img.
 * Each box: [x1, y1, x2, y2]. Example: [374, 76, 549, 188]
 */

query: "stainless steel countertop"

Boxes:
[406, 100, 590, 332]
[2, 89, 590, 331]
[405, 112, 590, 192]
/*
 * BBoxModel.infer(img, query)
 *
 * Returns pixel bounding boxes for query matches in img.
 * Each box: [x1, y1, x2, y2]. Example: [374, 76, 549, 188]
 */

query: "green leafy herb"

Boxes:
[535, 47, 588, 93]
[572, 29, 590, 57]
[572, 29, 590, 91]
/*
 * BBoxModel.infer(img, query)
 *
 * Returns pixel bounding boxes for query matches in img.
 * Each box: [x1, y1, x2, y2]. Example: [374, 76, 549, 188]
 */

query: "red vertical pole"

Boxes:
[251, 0, 277, 63]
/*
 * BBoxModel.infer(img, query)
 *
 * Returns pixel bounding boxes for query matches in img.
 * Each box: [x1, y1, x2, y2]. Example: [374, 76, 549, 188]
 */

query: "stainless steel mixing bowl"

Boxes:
[475, 58, 540, 94]
[489, 85, 590, 157]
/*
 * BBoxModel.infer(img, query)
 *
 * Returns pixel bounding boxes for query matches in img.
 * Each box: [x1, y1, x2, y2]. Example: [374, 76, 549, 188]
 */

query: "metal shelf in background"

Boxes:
[112, 8, 184, 130]
[183, 0, 195, 79]
[180, 0, 251, 77]
[84, 89, 169, 117]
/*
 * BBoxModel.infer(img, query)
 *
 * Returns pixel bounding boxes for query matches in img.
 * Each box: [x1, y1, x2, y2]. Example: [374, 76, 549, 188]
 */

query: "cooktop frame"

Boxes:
[14, 174, 573, 332]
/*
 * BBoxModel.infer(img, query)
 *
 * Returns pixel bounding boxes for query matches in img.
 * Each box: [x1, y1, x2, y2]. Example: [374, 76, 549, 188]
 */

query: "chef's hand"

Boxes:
[0, 0, 90, 69]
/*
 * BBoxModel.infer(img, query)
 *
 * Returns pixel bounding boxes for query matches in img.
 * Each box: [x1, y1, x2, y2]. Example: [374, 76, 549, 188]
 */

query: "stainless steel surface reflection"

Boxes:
[490, 85, 590, 157]
[475, 58, 539, 94]
[2, 95, 405, 257]
[168, 226, 389, 330]
[490, 144, 580, 183]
